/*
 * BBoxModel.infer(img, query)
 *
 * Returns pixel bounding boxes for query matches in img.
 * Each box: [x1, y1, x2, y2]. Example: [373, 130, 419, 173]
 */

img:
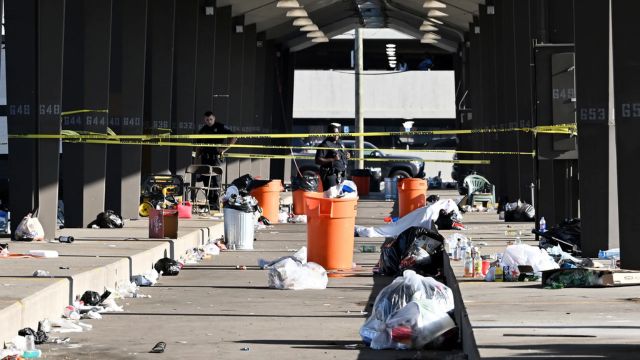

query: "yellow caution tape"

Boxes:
[60, 109, 109, 116]
[8, 123, 577, 141]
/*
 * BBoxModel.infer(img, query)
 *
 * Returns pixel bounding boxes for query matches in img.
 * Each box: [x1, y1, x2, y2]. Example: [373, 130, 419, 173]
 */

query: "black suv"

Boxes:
[291, 140, 425, 180]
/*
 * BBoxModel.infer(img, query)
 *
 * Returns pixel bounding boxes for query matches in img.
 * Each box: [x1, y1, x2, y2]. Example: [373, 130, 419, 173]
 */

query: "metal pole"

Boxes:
[607, 0, 619, 249]
[354, 27, 364, 169]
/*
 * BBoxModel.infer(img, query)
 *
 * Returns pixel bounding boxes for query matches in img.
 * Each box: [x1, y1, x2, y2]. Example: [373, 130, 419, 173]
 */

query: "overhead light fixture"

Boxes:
[235, 25, 244, 33]
[487, 5, 495, 15]
[422, 32, 441, 40]
[300, 24, 319, 31]
[311, 36, 329, 43]
[292, 17, 313, 26]
[307, 31, 325, 38]
[421, 38, 438, 44]
[276, 0, 300, 8]
[420, 24, 438, 31]
[386, 43, 396, 48]
[204, 6, 214, 16]
[428, 10, 448, 17]
[286, 8, 308, 17]
[428, 17, 444, 24]
[423, 0, 446, 8]
[388, 56, 396, 60]
[386, 50, 395, 55]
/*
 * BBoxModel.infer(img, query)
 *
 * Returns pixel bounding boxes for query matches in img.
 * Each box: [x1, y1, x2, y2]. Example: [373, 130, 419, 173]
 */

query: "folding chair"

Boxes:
[185, 165, 223, 214]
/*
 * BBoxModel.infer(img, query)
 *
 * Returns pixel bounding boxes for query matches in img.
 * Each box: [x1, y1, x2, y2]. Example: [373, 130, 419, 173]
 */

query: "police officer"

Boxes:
[315, 123, 350, 190]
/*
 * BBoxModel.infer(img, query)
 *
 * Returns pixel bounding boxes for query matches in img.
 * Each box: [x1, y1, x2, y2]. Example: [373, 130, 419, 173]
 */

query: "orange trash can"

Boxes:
[351, 169, 371, 196]
[250, 180, 283, 223]
[397, 178, 428, 218]
[292, 175, 320, 215]
[305, 193, 358, 271]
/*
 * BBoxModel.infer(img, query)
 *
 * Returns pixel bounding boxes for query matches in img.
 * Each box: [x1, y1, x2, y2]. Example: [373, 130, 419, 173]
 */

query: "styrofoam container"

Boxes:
[29, 250, 59, 258]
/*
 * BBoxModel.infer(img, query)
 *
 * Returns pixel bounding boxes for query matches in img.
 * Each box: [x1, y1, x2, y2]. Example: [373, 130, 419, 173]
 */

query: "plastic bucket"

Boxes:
[223, 208, 255, 250]
[397, 178, 428, 217]
[305, 193, 358, 271]
[383, 178, 398, 201]
[250, 180, 283, 223]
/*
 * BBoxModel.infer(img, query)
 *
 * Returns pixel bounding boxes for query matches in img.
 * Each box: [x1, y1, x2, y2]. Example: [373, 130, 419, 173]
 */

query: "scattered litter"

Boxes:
[149, 341, 166, 353]
[81, 311, 102, 320]
[259, 247, 307, 269]
[63, 306, 81, 321]
[29, 250, 59, 258]
[502, 244, 559, 273]
[241, 347, 250, 351]
[268, 258, 328, 290]
[543, 268, 640, 288]
[18, 327, 48, 345]
[116, 281, 151, 299]
[356, 199, 462, 238]
[289, 215, 307, 223]
[376, 227, 444, 277]
[32, 270, 50, 277]
[80, 290, 111, 306]
[49, 319, 84, 333]
[59, 266, 70, 270]
[360, 270, 456, 350]
[323, 180, 358, 199]
[203, 243, 221, 256]
[133, 269, 160, 286]
[177, 341, 188, 344]
[154, 257, 183, 276]
[504, 200, 535, 222]
[236, 265, 247, 270]
[14, 212, 45, 241]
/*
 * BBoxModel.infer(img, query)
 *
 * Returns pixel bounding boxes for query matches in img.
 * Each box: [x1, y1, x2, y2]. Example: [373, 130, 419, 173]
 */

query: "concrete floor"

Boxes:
[15, 190, 640, 359]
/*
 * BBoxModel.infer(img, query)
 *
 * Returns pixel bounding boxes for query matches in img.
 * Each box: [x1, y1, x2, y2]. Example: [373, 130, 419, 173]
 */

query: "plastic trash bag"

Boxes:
[87, 210, 124, 228]
[360, 270, 455, 350]
[231, 174, 254, 196]
[15, 212, 45, 241]
[133, 269, 160, 286]
[376, 227, 444, 277]
[224, 194, 259, 213]
[267, 258, 328, 290]
[323, 180, 358, 198]
[18, 327, 48, 345]
[504, 200, 535, 222]
[291, 175, 319, 192]
[154, 257, 182, 276]
[502, 244, 559, 273]
[259, 247, 307, 269]
[80, 290, 111, 306]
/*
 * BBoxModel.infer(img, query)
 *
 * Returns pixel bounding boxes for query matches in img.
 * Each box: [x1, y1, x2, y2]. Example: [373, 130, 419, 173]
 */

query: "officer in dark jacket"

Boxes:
[315, 123, 350, 190]
[196, 111, 237, 209]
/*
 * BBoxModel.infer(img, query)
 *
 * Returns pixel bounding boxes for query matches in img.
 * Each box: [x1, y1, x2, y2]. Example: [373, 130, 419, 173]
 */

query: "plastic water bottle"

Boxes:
[539, 217, 546, 232]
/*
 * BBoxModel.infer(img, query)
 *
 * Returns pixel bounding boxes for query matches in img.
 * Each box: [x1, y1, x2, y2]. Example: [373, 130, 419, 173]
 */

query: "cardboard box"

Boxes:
[542, 268, 640, 288]
[149, 209, 178, 239]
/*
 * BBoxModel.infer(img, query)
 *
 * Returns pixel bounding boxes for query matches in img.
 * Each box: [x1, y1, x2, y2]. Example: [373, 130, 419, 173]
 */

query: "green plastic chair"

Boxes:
[463, 174, 495, 206]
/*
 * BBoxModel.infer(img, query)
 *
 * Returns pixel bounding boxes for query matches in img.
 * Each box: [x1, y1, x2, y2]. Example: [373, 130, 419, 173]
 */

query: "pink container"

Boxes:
[178, 202, 193, 219]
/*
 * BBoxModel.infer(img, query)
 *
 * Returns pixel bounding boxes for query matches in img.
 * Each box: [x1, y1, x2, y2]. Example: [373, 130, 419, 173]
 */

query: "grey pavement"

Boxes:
[4, 190, 640, 359]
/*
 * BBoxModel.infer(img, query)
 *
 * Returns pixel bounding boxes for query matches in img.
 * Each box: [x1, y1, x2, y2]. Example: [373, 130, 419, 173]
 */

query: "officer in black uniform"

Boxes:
[196, 111, 237, 208]
[315, 123, 350, 190]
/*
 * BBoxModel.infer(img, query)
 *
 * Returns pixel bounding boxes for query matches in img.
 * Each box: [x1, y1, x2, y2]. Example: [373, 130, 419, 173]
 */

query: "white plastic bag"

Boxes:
[360, 270, 455, 350]
[15, 212, 45, 241]
[259, 246, 307, 269]
[502, 244, 559, 273]
[267, 258, 328, 290]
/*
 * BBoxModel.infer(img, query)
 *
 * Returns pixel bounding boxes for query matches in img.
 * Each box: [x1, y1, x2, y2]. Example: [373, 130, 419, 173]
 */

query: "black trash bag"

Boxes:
[87, 210, 124, 228]
[291, 175, 319, 192]
[398, 227, 445, 277]
[224, 194, 258, 213]
[426, 194, 440, 204]
[376, 227, 444, 277]
[435, 209, 455, 230]
[18, 327, 48, 345]
[538, 218, 582, 253]
[351, 169, 371, 177]
[80, 290, 112, 306]
[247, 179, 272, 192]
[231, 174, 254, 196]
[504, 200, 535, 222]
[154, 257, 182, 276]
